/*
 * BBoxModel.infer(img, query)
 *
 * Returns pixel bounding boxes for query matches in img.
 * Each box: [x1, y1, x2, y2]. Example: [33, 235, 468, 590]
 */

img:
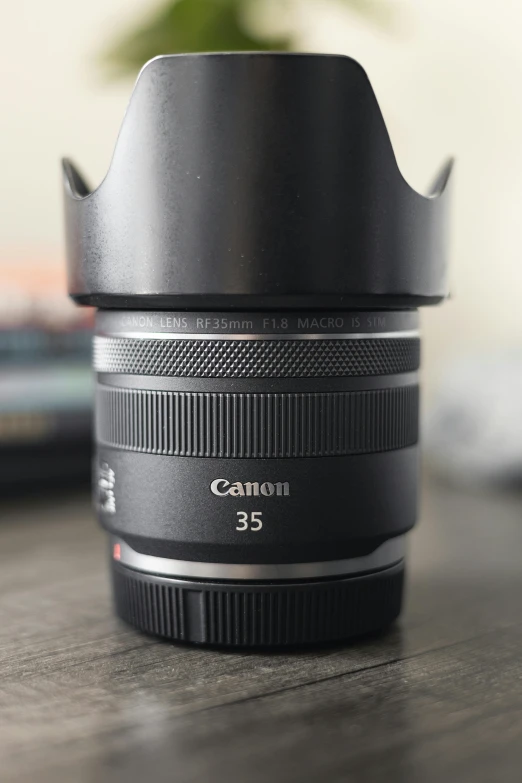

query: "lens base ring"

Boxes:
[111, 560, 404, 646]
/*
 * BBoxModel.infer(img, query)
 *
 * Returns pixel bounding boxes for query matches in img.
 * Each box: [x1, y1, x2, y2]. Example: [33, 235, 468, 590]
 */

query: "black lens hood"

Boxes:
[63, 53, 452, 310]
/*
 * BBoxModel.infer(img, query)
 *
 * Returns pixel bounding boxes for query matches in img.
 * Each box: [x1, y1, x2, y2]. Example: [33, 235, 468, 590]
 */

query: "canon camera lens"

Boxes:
[63, 53, 452, 646]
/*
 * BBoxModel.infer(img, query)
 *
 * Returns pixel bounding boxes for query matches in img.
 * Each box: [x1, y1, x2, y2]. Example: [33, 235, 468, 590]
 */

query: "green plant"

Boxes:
[102, 0, 395, 78]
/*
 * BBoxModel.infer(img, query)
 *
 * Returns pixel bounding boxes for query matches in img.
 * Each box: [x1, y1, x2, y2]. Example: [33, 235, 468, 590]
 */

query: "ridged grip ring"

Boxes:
[96, 385, 419, 457]
[112, 560, 404, 646]
[93, 336, 420, 378]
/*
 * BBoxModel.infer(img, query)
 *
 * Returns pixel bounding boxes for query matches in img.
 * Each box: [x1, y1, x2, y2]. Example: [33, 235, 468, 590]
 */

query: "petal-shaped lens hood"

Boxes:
[63, 53, 452, 309]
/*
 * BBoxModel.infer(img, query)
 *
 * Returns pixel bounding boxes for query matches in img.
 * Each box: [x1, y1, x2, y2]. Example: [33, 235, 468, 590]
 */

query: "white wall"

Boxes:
[1, 0, 521, 390]
[298, 0, 522, 391]
[0, 0, 148, 250]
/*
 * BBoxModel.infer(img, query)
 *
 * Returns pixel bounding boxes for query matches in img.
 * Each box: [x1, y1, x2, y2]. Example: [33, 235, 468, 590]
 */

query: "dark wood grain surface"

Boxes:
[1, 475, 522, 783]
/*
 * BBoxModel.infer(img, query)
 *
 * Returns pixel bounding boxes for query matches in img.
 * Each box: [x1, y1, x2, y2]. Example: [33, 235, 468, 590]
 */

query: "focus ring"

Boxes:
[93, 336, 420, 378]
[96, 385, 419, 457]
[112, 561, 404, 646]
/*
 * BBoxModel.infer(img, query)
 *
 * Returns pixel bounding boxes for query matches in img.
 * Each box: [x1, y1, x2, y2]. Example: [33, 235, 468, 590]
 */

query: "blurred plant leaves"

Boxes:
[102, 0, 291, 78]
[101, 0, 395, 79]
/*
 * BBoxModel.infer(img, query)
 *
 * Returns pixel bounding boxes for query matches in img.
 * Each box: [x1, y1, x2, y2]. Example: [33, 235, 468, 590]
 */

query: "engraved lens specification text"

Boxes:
[100, 309, 418, 337]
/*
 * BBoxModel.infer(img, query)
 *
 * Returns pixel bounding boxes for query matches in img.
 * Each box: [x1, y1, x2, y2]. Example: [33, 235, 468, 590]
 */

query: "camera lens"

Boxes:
[63, 53, 452, 645]
[94, 308, 419, 644]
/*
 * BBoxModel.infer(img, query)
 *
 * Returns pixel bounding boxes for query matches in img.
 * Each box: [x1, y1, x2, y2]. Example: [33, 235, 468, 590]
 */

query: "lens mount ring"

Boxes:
[112, 535, 405, 580]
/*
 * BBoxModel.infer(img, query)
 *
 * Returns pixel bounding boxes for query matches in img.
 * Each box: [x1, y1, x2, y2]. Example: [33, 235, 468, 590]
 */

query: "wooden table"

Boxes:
[1, 475, 522, 783]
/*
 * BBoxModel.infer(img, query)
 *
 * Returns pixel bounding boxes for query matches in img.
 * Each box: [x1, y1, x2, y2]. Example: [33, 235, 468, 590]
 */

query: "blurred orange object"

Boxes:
[0, 260, 93, 330]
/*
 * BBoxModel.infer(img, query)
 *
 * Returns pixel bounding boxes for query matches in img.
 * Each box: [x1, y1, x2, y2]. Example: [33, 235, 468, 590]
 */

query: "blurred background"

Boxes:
[1, 0, 521, 488]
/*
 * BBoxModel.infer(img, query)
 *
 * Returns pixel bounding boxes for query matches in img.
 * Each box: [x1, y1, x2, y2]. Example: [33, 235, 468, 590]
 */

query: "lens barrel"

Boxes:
[93, 309, 418, 644]
[63, 53, 452, 646]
